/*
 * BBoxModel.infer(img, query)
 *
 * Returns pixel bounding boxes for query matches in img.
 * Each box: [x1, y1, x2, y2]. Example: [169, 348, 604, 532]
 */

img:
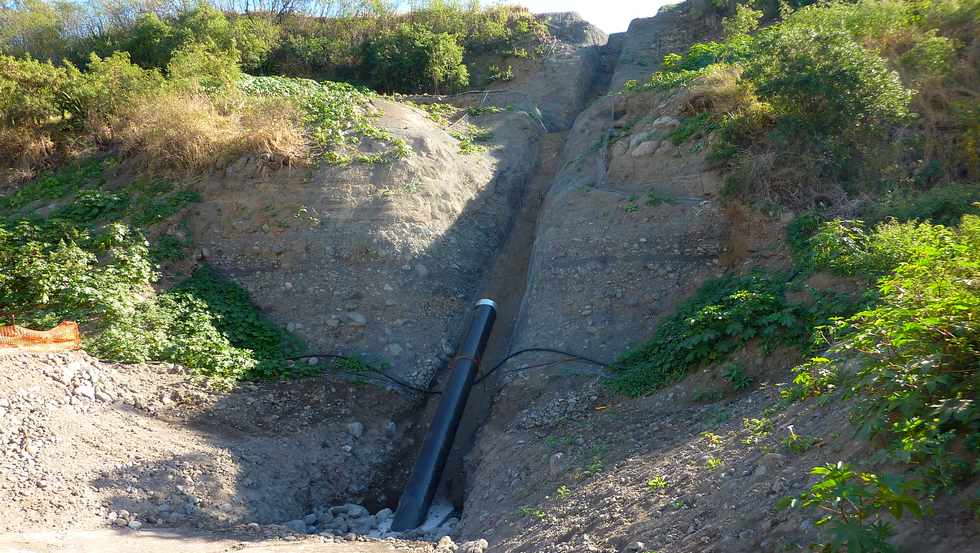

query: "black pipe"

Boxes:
[391, 298, 497, 532]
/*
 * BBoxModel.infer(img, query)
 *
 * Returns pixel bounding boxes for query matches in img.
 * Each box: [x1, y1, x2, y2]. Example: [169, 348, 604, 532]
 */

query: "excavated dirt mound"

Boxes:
[0, 351, 419, 533]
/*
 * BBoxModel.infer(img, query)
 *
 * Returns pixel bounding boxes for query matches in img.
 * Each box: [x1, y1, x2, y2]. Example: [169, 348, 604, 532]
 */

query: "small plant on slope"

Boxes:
[779, 462, 924, 553]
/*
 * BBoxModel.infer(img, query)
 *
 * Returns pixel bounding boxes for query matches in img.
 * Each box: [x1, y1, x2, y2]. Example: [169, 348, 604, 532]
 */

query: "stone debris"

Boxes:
[277, 502, 465, 544]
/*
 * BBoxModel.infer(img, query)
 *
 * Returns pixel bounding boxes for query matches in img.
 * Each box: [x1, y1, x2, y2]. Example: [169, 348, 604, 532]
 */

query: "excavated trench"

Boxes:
[358, 34, 625, 528]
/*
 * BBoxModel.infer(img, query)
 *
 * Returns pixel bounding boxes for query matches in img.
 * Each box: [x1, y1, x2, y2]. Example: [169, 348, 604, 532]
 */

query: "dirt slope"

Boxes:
[452, 2, 977, 552]
[0, 351, 418, 533]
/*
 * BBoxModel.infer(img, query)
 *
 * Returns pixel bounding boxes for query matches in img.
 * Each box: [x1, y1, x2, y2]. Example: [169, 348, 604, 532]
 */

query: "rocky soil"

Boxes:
[2, 3, 977, 553]
[0, 352, 422, 535]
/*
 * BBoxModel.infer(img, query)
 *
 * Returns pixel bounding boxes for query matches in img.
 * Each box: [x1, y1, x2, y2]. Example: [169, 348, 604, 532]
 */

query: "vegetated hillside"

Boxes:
[462, 1, 978, 552]
[0, 0, 604, 389]
[0, 0, 978, 552]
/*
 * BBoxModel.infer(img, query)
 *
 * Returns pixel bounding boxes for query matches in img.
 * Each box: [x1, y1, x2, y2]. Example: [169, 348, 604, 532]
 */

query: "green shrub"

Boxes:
[811, 219, 950, 277]
[166, 40, 242, 95]
[0, 53, 66, 127]
[865, 184, 980, 227]
[361, 24, 468, 94]
[611, 272, 804, 395]
[779, 462, 924, 553]
[792, 215, 980, 486]
[722, 4, 763, 39]
[744, 26, 912, 135]
[62, 51, 163, 126]
[230, 15, 281, 72]
[0, 161, 306, 388]
[126, 12, 179, 69]
[901, 33, 958, 78]
[170, 265, 305, 380]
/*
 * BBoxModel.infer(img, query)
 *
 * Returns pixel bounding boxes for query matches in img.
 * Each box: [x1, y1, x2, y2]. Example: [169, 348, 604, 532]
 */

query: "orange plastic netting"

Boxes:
[0, 321, 81, 352]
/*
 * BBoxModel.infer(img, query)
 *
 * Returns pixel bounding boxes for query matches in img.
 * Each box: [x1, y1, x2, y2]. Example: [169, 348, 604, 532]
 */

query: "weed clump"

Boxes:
[612, 272, 810, 396]
[0, 160, 306, 388]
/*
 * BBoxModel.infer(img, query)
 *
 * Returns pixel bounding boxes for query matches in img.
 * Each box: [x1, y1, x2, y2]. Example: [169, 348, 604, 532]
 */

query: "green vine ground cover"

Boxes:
[240, 75, 409, 165]
[0, 158, 308, 387]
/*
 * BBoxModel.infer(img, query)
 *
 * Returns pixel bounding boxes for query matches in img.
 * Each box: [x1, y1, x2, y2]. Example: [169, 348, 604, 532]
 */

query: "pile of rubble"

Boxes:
[283, 503, 459, 541]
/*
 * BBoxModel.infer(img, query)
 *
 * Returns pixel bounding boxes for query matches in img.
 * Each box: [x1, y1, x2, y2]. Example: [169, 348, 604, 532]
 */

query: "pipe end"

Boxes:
[475, 298, 497, 310]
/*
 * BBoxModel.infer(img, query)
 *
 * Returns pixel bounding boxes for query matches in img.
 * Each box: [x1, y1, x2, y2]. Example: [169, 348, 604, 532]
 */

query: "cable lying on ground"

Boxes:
[286, 348, 613, 395]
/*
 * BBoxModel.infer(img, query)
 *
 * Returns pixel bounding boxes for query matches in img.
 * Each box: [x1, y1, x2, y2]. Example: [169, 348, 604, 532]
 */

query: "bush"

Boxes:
[126, 12, 178, 69]
[744, 26, 912, 135]
[811, 219, 949, 277]
[0, 161, 307, 388]
[611, 272, 808, 396]
[779, 462, 923, 553]
[722, 4, 763, 39]
[361, 24, 468, 94]
[901, 33, 958, 78]
[230, 15, 281, 72]
[62, 51, 164, 128]
[865, 184, 980, 226]
[793, 215, 980, 486]
[166, 41, 242, 96]
[0, 53, 66, 127]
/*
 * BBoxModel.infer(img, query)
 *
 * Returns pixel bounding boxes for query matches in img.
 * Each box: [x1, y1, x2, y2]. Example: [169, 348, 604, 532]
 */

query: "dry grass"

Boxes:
[0, 127, 54, 173]
[113, 92, 308, 172]
[682, 66, 755, 117]
[240, 98, 309, 169]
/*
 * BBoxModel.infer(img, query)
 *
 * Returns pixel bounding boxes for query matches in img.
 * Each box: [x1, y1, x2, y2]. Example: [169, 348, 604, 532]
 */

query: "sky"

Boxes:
[512, 0, 677, 33]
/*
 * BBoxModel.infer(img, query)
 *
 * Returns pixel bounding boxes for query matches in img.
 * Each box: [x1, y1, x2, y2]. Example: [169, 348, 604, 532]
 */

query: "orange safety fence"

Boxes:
[0, 321, 81, 352]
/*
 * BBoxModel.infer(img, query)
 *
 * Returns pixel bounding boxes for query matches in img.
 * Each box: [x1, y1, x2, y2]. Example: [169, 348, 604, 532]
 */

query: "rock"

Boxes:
[347, 312, 368, 326]
[549, 452, 564, 477]
[307, 357, 319, 366]
[285, 519, 307, 533]
[760, 453, 786, 469]
[385, 421, 397, 434]
[375, 508, 394, 521]
[349, 515, 375, 534]
[387, 343, 403, 356]
[436, 536, 458, 552]
[303, 513, 318, 525]
[652, 115, 681, 131]
[630, 140, 660, 157]
[415, 264, 430, 279]
[347, 422, 364, 438]
[459, 539, 489, 553]
[112, 517, 128, 527]
[623, 542, 646, 553]
[128, 520, 142, 530]
[55, 366, 76, 385]
[75, 384, 96, 401]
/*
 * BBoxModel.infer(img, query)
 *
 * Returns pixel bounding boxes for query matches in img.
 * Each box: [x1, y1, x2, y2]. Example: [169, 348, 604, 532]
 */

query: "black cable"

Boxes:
[285, 353, 440, 395]
[473, 347, 612, 385]
[287, 347, 613, 395]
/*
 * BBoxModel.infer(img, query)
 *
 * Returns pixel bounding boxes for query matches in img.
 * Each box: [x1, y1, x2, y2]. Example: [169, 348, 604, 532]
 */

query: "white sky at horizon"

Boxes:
[509, 1, 678, 33]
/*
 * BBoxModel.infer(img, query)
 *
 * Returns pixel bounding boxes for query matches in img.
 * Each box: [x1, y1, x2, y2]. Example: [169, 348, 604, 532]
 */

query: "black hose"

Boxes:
[473, 347, 612, 385]
[287, 347, 613, 395]
[285, 353, 439, 395]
